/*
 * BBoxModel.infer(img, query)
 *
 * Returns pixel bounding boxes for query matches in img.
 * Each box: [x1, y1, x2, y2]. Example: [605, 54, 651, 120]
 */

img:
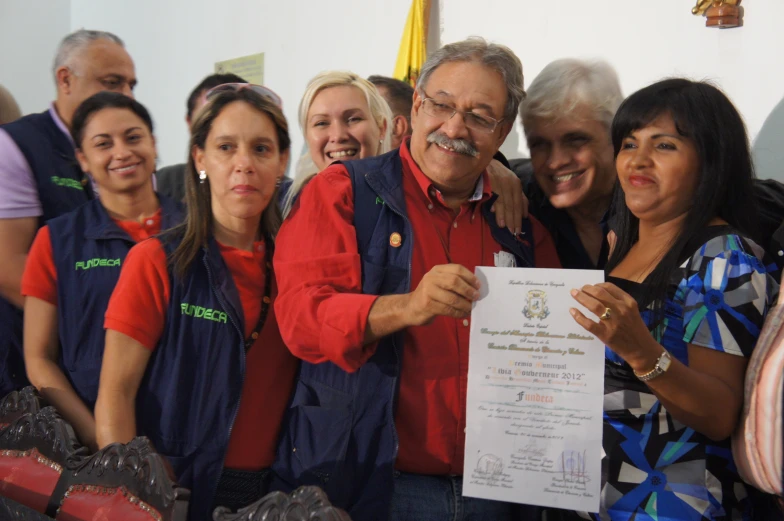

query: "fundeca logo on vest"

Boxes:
[74, 258, 121, 270]
[51, 176, 85, 190]
[180, 303, 228, 324]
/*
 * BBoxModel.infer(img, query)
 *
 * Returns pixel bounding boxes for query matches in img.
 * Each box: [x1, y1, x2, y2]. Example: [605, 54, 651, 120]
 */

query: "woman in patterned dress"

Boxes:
[561, 79, 779, 520]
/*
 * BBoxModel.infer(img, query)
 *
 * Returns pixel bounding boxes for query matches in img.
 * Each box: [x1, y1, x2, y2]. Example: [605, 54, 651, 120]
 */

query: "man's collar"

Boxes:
[49, 103, 74, 147]
[400, 137, 492, 206]
[469, 176, 487, 202]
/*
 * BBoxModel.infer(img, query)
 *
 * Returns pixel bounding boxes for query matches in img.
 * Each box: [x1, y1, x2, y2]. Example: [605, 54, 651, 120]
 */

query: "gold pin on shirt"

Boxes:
[390, 232, 402, 248]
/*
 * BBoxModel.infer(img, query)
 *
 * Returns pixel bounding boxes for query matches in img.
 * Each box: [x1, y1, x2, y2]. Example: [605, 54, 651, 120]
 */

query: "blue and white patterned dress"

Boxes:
[552, 230, 779, 521]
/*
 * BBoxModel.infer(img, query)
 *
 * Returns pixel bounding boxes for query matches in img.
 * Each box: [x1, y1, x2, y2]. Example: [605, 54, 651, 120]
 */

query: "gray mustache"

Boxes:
[427, 132, 478, 157]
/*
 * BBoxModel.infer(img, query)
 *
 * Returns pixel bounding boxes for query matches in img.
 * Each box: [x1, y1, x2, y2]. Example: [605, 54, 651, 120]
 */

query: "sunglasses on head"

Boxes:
[204, 83, 283, 108]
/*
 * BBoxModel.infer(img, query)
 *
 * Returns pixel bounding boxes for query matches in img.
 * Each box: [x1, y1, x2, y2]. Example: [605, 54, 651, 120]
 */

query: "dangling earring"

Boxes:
[275, 177, 282, 188]
[199, 170, 207, 184]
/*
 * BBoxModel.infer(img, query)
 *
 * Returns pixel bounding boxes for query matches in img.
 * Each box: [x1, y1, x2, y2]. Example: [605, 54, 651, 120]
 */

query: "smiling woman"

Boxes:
[306, 84, 388, 166]
[283, 71, 393, 215]
[20, 92, 182, 453]
[300, 71, 392, 171]
[72, 102, 156, 194]
[554, 79, 780, 521]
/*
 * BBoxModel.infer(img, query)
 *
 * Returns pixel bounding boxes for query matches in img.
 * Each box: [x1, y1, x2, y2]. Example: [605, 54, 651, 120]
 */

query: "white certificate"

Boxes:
[463, 267, 605, 513]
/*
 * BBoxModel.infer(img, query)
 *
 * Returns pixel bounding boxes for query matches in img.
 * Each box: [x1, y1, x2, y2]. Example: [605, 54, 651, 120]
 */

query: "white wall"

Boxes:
[70, 0, 412, 170]
[0, 0, 71, 115]
[440, 0, 784, 180]
[4, 0, 784, 180]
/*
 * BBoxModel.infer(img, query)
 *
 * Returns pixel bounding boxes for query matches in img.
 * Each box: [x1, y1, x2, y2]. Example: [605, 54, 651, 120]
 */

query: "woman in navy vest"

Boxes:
[21, 92, 181, 451]
[95, 85, 298, 519]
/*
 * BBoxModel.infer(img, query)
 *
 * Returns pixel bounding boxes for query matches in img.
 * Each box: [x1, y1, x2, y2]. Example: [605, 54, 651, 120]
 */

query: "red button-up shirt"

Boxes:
[274, 141, 560, 475]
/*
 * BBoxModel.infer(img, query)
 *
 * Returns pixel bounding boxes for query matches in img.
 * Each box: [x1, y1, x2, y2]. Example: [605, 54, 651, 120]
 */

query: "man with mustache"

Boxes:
[273, 38, 556, 521]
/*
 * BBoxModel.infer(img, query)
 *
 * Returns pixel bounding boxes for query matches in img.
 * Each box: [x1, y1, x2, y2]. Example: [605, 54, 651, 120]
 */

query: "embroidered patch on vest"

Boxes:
[180, 303, 228, 324]
[74, 258, 121, 270]
[51, 176, 84, 190]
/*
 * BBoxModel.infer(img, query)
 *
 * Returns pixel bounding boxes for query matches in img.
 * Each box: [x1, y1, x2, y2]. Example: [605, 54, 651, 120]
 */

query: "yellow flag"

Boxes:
[393, 0, 430, 87]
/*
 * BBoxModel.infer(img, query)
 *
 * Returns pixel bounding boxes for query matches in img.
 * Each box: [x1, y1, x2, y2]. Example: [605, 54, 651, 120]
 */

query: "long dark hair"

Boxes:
[607, 79, 757, 325]
[169, 88, 291, 279]
[71, 91, 154, 147]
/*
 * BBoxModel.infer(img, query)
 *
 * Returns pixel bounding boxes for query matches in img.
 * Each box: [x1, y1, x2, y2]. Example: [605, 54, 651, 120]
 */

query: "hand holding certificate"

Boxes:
[463, 267, 605, 513]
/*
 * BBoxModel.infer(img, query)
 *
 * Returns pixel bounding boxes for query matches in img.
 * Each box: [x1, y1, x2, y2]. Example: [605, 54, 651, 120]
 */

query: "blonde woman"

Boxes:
[284, 71, 392, 213]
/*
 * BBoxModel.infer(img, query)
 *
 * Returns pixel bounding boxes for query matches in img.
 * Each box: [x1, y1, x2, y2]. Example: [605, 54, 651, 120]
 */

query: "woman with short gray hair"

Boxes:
[516, 58, 623, 270]
[520, 58, 623, 131]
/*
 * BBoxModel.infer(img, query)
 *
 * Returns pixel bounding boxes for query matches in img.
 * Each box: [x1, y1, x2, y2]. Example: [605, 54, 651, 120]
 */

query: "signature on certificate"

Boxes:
[517, 442, 546, 458]
[559, 449, 589, 484]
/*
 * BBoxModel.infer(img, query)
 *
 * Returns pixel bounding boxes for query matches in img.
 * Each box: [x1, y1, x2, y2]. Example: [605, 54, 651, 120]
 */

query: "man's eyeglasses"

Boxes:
[205, 83, 283, 108]
[419, 91, 501, 133]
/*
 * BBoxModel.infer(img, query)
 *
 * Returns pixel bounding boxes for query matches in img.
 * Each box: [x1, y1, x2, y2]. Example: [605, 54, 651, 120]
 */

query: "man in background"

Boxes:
[368, 75, 414, 150]
[0, 29, 135, 394]
[155, 73, 246, 201]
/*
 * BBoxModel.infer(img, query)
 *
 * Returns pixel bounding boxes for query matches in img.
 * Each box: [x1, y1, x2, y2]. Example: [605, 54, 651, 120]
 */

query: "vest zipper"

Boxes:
[203, 253, 246, 509]
[372, 190, 412, 483]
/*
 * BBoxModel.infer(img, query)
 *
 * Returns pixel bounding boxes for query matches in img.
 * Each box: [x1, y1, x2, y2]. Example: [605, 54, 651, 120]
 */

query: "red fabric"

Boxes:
[274, 168, 380, 372]
[104, 239, 169, 350]
[104, 238, 297, 471]
[111, 210, 163, 244]
[274, 141, 560, 475]
[21, 226, 57, 305]
[21, 211, 163, 305]
[530, 217, 561, 269]
[56, 486, 159, 521]
[218, 242, 298, 470]
[0, 448, 61, 513]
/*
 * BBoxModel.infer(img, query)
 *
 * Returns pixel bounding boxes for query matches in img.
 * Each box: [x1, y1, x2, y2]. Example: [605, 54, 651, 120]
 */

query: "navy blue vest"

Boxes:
[47, 196, 183, 409]
[2, 110, 93, 221]
[0, 111, 93, 397]
[137, 232, 249, 521]
[272, 149, 537, 521]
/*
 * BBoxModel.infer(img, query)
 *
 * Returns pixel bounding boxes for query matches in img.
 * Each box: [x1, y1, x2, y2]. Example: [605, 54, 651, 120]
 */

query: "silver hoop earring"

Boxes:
[199, 170, 207, 184]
